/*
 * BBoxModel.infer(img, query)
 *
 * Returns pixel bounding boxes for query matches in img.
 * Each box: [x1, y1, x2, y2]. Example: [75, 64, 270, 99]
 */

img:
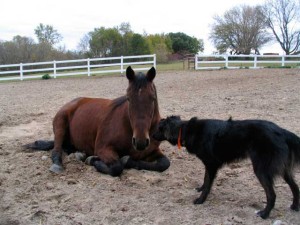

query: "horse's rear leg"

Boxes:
[50, 115, 68, 174]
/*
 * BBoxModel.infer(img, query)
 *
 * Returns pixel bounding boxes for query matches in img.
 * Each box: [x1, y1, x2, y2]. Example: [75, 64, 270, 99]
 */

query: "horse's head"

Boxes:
[126, 66, 158, 151]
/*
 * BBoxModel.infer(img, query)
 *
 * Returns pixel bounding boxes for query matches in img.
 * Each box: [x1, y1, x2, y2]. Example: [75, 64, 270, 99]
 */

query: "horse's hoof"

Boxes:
[85, 156, 98, 165]
[49, 164, 64, 174]
[74, 152, 86, 162]
[120, 156, 130, 166]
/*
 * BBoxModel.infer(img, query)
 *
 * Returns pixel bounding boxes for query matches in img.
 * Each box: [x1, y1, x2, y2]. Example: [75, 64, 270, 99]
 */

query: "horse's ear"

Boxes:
[146, 67, 156, 82]
[126, 66, 135, 81]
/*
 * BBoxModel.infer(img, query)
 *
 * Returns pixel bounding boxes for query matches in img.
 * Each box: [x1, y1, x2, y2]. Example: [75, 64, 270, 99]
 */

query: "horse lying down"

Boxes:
[25, 66, 170, 177]
[153, 115, 300, 219]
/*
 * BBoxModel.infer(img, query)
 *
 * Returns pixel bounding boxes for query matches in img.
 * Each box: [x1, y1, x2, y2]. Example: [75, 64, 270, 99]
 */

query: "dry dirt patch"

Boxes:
[0, 68, 300, 225]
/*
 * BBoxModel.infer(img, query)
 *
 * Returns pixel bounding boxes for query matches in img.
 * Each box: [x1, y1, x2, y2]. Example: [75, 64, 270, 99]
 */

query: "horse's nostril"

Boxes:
[132, 137, 136, 146]
[146, 138, 150, 147]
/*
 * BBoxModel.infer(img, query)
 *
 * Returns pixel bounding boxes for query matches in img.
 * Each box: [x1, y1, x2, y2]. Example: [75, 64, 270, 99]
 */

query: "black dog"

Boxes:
[153, 116, 300, 219]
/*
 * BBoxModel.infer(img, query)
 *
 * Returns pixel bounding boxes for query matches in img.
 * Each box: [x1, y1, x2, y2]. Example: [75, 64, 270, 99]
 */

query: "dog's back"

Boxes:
[187, 118, 300, 167]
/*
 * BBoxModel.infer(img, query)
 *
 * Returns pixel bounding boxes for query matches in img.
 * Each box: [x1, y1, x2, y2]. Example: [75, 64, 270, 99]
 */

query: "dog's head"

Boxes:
[153, 116, 182, 145]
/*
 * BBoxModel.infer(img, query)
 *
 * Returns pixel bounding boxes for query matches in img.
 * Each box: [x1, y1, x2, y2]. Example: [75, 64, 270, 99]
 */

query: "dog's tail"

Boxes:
[285, 131, 300, 164]
[23, 140, 54, 151]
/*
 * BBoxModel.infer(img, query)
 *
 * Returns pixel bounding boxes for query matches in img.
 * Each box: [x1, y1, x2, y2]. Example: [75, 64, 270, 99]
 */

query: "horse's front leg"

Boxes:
[124, 149, 170, 172]
[85, 147, 124, 177]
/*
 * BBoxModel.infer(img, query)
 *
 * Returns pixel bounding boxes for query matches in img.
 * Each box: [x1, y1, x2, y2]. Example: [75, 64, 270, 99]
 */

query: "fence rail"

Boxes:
[195, 54, 300, 70]
[0, 54, 156, 81]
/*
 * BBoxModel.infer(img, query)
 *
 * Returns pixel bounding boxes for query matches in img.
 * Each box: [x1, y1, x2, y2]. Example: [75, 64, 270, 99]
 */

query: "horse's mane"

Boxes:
[111, 96, 127, 109]
[131, 73, 149, 90]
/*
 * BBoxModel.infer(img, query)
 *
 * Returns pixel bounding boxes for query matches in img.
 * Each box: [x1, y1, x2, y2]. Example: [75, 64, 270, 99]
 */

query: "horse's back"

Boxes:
[54, 97, 114, 154]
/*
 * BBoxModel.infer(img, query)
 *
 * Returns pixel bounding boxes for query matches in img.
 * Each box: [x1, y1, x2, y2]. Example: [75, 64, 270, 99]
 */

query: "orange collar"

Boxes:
[177, 128, 182, 150]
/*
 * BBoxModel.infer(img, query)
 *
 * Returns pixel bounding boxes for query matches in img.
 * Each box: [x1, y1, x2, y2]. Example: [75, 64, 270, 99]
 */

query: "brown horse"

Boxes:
[26, 66, 170, 176]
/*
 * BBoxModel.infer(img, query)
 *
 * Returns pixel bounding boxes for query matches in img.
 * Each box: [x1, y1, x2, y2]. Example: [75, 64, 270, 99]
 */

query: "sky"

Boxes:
[0, 0, 283, 54]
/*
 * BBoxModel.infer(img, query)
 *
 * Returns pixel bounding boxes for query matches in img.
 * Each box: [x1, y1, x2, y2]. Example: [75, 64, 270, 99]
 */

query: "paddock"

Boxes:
[0, 68, 300, 224]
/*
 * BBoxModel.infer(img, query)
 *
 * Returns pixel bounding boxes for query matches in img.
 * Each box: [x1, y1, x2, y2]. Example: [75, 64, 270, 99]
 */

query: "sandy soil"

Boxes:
[0, 68, 300, 225]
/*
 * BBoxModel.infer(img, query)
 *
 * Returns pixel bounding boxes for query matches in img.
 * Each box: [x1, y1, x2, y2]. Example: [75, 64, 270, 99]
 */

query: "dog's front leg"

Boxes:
[196, 170, 209, 192]
[194, 166, 218, 204]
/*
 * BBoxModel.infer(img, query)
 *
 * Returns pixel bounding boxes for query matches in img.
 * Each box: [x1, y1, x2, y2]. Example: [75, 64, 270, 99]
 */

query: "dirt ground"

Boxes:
[0, 68, 300, 225]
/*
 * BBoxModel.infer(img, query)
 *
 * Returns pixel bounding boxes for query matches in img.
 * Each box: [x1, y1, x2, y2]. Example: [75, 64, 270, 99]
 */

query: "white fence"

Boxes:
[195, 54, 300, 70]
[0, 54, 156, 81]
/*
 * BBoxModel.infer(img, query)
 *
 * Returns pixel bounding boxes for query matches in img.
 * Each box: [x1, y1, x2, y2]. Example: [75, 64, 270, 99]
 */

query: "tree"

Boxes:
[34, 23, 62, 46]
[129, 33, 150, 55]
[168, 32, 203, 55]
[0, 36, 36, 64]
[210, 5, 271, 54]
[89, 27, 123, 57]
[77, 34, 91, 55]
[262, 0, 300, 55]
[146, 34, 173, 63]
[118, 22, 132, 36]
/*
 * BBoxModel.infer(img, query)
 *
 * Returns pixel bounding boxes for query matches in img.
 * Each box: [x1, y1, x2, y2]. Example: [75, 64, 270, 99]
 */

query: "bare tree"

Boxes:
[77, 34, 91, 55]
[34, 23, 62, 46]
[210, 5, 272, 54]
[263, 0, 300, 55]
[0, 36, 36, 64]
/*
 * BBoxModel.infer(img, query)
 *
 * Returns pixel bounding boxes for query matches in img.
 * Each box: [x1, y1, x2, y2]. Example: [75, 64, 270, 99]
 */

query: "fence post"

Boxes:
[53, 60, 57, 78]
[20, 63, 23, 81]
[153, 54, 156, 68]
[225, 55, 228, 68]
[194, 55, 198, 70]
[281, 56, 285, 67]
[254, 55, 257, 68]
[121, 56, 124, 74]
[87, 58, 91, 76]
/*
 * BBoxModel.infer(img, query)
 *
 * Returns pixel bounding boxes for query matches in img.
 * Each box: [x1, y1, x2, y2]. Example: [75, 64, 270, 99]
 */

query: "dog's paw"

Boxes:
[193, 197, 205, 204]
[290, 203, 299, 211]
[255, 209, 269, 219]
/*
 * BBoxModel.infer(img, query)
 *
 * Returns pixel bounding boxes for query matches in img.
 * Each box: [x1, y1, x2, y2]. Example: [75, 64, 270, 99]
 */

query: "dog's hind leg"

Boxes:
[254, 172, 276, 219]
[194, 165, 218, 204]
[283, 171, 300, 211]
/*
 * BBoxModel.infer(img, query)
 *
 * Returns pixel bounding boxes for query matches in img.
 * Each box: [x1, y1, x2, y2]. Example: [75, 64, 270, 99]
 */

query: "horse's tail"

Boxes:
[24, 140, 54, 151]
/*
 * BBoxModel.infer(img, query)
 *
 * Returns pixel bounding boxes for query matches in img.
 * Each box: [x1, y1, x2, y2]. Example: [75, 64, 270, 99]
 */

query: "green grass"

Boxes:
[157, 61, 184, 71]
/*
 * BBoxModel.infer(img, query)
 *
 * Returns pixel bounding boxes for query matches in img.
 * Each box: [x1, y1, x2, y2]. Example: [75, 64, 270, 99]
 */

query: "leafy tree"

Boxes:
[129, 33, 150, 55]
[118, 22, 134, 55]
[34, 23, 62, 46]
[89, 27, 122, 57]
[146, 34, 173, 63]
[168, 32, 203, 55]
[262, 0, 300, 55]
[210, 5, 271, 54]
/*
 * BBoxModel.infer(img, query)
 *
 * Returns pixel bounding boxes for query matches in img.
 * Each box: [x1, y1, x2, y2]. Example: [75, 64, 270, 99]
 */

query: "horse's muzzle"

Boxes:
[132, 137, 150, 151]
